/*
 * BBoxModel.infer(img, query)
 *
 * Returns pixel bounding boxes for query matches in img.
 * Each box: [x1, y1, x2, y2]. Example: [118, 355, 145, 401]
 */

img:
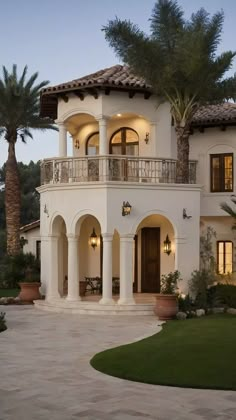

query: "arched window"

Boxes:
[110, 127, 139, 156]
[86, 132, 99, 156]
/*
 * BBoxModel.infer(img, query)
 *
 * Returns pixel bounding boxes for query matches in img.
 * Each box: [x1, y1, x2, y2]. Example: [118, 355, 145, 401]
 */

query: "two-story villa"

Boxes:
[33, 65, 236, 315]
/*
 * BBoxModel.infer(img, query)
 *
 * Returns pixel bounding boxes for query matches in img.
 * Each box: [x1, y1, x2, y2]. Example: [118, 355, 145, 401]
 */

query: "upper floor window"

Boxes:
[86, 132, 99, 156]
[210, 153, 233, 192]
[217, 241, 233, 274]
[110, 128, 139, 156]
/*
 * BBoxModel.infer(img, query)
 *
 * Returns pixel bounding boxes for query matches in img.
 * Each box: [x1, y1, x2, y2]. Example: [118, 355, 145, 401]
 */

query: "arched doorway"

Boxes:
[51, 215, 68, 297]
[110, 127, 139, 156]
[136, 214, 175, 293]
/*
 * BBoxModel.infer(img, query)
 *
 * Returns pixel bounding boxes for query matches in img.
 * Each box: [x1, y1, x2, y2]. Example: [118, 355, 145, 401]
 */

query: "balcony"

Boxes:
[41, 155, 197, 185]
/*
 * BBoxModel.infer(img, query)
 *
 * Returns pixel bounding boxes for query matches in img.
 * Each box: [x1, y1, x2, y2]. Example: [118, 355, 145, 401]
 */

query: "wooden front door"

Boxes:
[141, 227, 160, 293]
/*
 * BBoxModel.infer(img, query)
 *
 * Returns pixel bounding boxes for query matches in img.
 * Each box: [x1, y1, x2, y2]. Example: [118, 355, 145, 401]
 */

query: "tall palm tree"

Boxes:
[103, 0, 236, 183]
[0, 65, 56, 255]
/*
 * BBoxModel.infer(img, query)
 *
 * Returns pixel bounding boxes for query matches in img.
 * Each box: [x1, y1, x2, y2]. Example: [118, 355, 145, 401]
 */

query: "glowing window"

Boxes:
[217, 241, 233, 274]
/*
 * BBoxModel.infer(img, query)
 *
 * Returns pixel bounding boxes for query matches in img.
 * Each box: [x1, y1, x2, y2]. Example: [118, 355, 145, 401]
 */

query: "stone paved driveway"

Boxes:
[0, 306, 236, 420]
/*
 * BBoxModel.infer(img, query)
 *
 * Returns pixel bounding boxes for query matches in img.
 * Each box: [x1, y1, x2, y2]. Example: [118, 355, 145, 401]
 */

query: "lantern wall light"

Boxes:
[144, 132, 149, 144]
[90, 228, 98, 250]
[163, 234, 172, 255]
[122, 201, 132, 216]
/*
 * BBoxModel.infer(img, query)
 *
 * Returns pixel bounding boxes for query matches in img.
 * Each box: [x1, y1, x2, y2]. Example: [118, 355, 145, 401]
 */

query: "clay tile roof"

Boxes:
[42, 64, 151, 95]
[20, 220, 40, 233]
[41, 64, 236, 126]
[192, 103, 236, 126]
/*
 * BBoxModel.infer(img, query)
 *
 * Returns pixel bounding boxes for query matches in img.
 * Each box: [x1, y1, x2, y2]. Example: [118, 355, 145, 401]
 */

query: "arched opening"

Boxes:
[51, 215, 68, 297]
[76, 215, 102, 295]
[135, 214, 175, 293]
[86, 131, 99, 156]
[110, 127, 139, 156]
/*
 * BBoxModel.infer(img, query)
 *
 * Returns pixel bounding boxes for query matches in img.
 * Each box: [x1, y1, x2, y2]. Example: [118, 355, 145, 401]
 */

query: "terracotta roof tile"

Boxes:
[41, 64, 236, 126]
[20, 220, 40, 233]
[42, 65, 151, 95]
[192, 103, 236, 126]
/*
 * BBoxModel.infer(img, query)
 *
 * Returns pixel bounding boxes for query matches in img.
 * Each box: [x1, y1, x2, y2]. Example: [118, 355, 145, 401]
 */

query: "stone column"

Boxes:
[47, 235, 60, 300]
[100, 233, 114, 304]
[118, 234, 135, 304]
[58, 121, 67, 157]
[97, 117, 108, 155]
[67, 235, 80, 301]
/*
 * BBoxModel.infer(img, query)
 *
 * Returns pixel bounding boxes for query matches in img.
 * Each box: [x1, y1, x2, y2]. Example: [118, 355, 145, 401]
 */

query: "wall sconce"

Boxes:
[90, 228, 98, 250]
[44, 204, 49, 217]
[163, 234, 172, 255]
[183, 208, 192, 219]
[74, 138, 80, 149]
[144, 132, 149, 144]
[122, 201, 132, 216]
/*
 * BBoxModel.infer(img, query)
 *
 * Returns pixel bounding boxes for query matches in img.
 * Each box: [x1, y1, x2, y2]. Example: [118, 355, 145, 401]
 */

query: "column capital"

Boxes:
[48, 234, 60, 240]
[96, 114, 110, 123]
[101, 233, 113, 242]
[120, 234, 134, 242]
[67, 234, 79, 241]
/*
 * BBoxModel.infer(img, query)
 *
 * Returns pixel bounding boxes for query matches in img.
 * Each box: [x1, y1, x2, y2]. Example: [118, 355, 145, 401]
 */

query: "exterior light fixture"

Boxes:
[90, 228, 98, 250]
[163, 234, 172, 255]
[144, 132, 149, 144]
[122, 201, 132, 216]
[44, 204, 49, 217]
[74, 138, 80, 149]
[183, 208, 192, 219]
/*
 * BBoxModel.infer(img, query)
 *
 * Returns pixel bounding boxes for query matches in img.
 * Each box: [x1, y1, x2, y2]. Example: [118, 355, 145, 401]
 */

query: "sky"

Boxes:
[0, 0, 236, 167]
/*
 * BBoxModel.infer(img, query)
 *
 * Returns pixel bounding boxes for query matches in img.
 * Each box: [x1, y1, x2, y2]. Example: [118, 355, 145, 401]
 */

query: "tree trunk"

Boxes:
[175, 125, 190, 183]
[5, 141, 21, 255]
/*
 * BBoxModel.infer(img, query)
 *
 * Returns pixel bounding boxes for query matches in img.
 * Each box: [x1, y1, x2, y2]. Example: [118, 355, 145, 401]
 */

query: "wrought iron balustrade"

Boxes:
[41, 155, 197, 185]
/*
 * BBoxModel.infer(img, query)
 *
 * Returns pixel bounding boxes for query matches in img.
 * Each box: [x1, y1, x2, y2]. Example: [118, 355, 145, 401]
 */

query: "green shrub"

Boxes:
[0, 252, 40, 289]
[189, 269, 216, 309]
[178, 294, 195, 312]
[207, 284, 236, 309]
[161, 270, 182, 294]
[0, 312, 7, 332]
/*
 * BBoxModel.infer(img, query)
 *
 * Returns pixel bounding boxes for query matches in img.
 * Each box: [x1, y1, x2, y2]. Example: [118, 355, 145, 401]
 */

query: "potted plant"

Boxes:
[154, 270, 182, 320]
[17, 253, 41, 303]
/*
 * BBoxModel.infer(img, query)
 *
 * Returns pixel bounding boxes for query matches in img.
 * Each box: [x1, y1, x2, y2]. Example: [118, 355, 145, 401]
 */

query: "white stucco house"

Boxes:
[32, 64, 236, 314]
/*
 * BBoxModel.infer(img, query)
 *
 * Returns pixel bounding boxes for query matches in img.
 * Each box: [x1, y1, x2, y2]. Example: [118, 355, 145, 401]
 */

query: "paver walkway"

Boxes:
[0, 306, 236, 420]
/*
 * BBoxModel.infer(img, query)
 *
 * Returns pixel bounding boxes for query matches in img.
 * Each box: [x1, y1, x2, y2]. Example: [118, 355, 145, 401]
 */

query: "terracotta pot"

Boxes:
[154, 294, 178, 320]
[18, 282, 41, 303]
[79, 281, 87, 297]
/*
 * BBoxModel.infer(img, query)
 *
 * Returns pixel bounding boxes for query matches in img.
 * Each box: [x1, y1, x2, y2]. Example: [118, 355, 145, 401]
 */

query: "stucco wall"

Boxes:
[21, 227, 40, 256]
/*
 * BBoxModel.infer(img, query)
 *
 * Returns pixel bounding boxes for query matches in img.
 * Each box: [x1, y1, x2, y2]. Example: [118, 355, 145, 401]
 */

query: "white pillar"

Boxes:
[118, 234, 135, 304]
[100, 233, 114, 304]
[58, 121, 67, 157]
[67, 235, 80, 301]
[97, 117, 108, 155]
[47, 235, 60, 300]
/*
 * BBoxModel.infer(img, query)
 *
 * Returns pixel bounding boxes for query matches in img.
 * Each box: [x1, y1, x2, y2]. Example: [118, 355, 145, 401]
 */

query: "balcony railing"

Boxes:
[41, 155, 197, 185]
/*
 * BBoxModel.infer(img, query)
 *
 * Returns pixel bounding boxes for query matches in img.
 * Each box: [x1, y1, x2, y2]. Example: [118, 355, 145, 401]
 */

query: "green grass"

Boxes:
[91, 315, 236, 390]
[0, 288, 19, 297]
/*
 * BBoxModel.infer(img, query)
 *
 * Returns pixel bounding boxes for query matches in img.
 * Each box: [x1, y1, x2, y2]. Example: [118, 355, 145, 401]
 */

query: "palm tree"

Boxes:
[221, 196, 236, 230]
[103, 0, 236, 183]
[0, 65, 56, 255]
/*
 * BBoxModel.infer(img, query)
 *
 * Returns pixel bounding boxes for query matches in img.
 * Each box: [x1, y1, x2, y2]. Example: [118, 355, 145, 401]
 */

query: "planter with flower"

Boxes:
[154, 270, 182, 320]
[17, 253, 41, 303]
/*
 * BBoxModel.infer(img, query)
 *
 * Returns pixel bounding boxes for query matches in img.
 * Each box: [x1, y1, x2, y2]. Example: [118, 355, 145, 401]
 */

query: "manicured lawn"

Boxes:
[0, 288, 19, 297]
[91, 315, 236, 390]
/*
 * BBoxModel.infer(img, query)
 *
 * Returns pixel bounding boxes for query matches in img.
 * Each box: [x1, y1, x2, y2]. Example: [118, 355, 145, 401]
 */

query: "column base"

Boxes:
[46, 293, 61, 301]
[66, 295, 81, 302]
[117, 297, 135, 305]
[99, 297, 115, 305]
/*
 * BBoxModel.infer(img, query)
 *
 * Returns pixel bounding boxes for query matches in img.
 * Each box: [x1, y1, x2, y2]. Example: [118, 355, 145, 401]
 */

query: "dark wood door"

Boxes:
[141, 228, 160, 293]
